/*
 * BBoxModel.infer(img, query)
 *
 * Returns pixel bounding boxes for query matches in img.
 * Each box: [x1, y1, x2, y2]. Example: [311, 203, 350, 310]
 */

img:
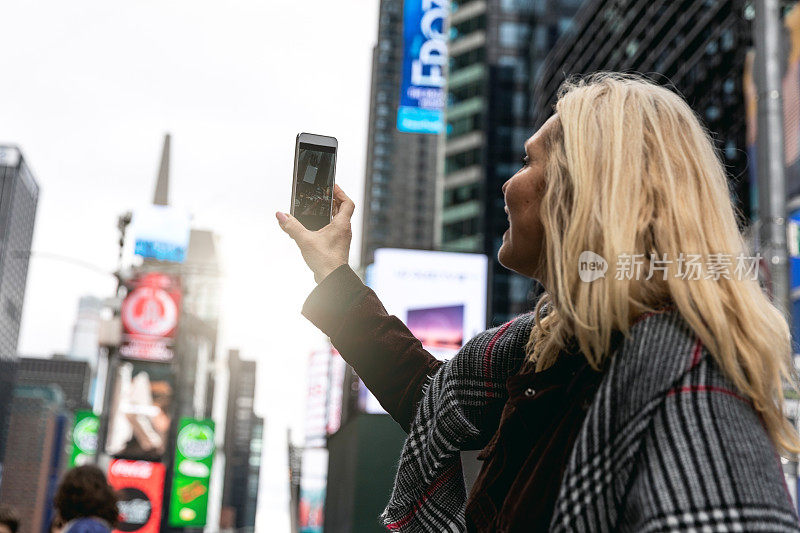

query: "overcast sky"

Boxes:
[1, 0, 379, 529]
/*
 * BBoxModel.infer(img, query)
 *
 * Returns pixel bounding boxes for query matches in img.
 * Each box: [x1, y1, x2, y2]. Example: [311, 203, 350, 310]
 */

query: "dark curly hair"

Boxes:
[0, 505, 20, 533]
[53, 465, 119, 525]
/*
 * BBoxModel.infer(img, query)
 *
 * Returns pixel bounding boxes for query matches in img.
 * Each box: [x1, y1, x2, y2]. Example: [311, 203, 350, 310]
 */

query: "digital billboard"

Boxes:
[131, 205, 191, 263]
[108, 460, 165, 533]
[361, 248, 488, 414]
[105, 361, 174, 461]
[120, 273, 181, 362]
[69, 409, 99, 467]
[298, 448, 327, 533]
[304, 346, 347, 446]
[168, 418, 215, 527]
[397, 0, 448, 134]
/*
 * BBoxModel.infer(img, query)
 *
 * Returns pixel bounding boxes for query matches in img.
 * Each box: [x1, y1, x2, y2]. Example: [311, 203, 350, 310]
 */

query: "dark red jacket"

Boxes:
[302, 265, 602, 532]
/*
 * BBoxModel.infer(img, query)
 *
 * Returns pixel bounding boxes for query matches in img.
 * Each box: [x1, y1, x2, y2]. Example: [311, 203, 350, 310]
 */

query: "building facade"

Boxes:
[16, 357, 92, 411]
[221, 349, 260, 531]
[0, 146, 39, 483]
[0, 385, 65, 533]
[439, 0, 582, 325]
[532, 0, 756, 223]
[359, 0, 440, 268]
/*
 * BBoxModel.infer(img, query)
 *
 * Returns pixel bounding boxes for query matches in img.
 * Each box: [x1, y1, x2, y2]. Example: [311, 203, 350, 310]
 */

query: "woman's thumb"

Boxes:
[276, 212, 304, 241]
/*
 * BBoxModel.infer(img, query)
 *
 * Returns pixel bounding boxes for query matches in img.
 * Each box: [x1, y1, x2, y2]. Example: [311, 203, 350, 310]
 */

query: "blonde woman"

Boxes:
[277, 73, 800, 532]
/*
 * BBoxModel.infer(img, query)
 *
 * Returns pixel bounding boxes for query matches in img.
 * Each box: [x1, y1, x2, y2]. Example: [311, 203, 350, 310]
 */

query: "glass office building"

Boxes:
[440, 0, 583, 325]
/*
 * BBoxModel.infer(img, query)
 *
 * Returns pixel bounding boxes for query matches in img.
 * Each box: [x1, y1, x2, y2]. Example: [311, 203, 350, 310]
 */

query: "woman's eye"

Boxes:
[521, 156, 530, 167]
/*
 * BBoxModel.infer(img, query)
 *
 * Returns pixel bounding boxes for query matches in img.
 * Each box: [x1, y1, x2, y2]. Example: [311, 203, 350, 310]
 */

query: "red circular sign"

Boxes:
[122, 285, 178, 337]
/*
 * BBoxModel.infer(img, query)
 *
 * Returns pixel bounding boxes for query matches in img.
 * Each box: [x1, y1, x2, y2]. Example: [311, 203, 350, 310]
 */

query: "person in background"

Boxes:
[49, 514, 65, 533]
[0, 505, 19, 533]
[53, 465, 118, 533]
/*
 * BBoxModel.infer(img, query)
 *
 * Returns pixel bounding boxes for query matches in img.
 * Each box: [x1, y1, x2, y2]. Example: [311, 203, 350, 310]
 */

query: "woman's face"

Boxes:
[497, 115, 558, 279]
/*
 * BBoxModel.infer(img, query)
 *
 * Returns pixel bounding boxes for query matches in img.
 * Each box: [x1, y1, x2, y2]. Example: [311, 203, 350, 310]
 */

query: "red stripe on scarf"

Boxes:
[483, 321, 514, 399]
[385, 463, 460, 530]
[667, 385, 748, 403]
[690, 338, 703, 368]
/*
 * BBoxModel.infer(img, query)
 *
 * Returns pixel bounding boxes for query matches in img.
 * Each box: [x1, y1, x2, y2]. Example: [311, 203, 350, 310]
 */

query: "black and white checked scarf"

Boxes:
[379, 308, 800, 532]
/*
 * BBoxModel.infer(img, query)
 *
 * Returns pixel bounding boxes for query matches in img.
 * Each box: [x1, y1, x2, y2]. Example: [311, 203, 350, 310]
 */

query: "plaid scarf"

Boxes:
[379, 308, 800, 532]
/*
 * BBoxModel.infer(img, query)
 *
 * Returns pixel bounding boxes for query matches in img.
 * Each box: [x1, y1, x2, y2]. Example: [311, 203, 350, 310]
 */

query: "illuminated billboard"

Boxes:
[304, 346, 347, 446]
[298, 448, 327, 533]
[69, 410, 99, 467]
[120, 273, 181, 362]
[168, 418, 215, 527]
[105, 361, 174, 461]
[397, 0, 448, 134]
[744, 3, 800, 212]
[362, 248, 488, 413]
[108, 460, 165, 533]
[132, 205, 191, 263]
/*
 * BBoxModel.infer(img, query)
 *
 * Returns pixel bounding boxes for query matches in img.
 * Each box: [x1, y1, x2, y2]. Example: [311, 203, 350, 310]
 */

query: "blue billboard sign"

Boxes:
[397, 0, 448, 134]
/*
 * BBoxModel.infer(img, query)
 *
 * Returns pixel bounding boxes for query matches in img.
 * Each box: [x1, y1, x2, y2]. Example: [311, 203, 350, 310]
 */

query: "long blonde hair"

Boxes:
[527, 72, 800, 455]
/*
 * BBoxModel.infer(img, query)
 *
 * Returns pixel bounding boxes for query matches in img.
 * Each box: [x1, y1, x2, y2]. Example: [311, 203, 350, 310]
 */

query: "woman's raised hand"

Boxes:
[276, 184, 354, 283]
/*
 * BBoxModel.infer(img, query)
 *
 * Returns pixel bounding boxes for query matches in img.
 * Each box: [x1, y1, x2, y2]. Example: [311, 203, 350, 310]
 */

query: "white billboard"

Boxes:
[361, 248, 488, 414]
[131, 205, 192, 263]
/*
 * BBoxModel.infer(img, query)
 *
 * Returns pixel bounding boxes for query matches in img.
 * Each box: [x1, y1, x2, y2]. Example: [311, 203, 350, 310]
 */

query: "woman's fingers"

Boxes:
[332, 185, 355, 222]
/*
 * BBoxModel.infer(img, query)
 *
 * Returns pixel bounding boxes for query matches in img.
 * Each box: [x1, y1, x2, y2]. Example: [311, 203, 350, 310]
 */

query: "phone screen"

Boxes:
[293, 142, 336, 230]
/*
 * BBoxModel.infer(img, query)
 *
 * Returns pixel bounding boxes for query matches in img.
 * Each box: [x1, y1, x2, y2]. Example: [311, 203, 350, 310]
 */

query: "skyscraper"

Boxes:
[360, 0, 441, 268]
[221, 349, 260, 532]
[69, 295, 104, 369]
[439, 0, 582, 325]
[0, 146, 39, 483]
[532, 0, 753, 222]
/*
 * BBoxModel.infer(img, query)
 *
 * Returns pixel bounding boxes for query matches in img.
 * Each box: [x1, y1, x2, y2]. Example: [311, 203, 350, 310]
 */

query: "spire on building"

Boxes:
[153, 133, 170, 206]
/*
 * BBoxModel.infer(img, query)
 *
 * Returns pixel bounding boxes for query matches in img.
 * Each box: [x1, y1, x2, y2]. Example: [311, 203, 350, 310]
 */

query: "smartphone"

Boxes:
[291, 133, 338, 231]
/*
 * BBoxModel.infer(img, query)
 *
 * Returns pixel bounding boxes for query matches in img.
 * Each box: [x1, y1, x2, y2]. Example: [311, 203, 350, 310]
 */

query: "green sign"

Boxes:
[168, 417, 215, 527]
[69, 410, 99, 467]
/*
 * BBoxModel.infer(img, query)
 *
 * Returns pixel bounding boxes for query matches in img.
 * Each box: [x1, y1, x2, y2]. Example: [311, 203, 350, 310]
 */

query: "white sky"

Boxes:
[1, 0, 379, 529]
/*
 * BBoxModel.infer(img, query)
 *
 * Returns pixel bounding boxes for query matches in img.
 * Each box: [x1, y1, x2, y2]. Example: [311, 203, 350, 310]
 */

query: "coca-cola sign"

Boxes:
[120, 273, 181, 362]
[108, 459, 165, 533]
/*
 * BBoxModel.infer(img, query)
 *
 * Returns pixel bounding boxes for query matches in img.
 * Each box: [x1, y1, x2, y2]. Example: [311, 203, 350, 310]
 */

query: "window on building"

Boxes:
[450, 47, 485, 72]
[449, 79, 483, 106]
[443, 217, 479, 242]
[445, 148, 482, 174]
[452, 14, 486, 41]
[500, 0, 534, 14]
[557, 17, 573, 35]
[444, 183, 479, 207]
[447, 112, 483, 138]
[499, 22, 530, 48]
[497, 55, 528, 83]
[725, 139, 737, 160]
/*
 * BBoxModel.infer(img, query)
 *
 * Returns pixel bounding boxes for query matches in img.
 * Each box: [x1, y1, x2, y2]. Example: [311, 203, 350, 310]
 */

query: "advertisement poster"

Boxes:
[132, 205, 191, 263]
[105, 361, 173, 461]
[120, 273, 181, 362]
[397, 0, 448, 133]
[744, 3, 800, 216]
[298, 448, 327, 533]
[108, 460, 165, 533]
[69, 410, 99, 467]
[361, 248, 488, 413]
[168, 418, 215, 527]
